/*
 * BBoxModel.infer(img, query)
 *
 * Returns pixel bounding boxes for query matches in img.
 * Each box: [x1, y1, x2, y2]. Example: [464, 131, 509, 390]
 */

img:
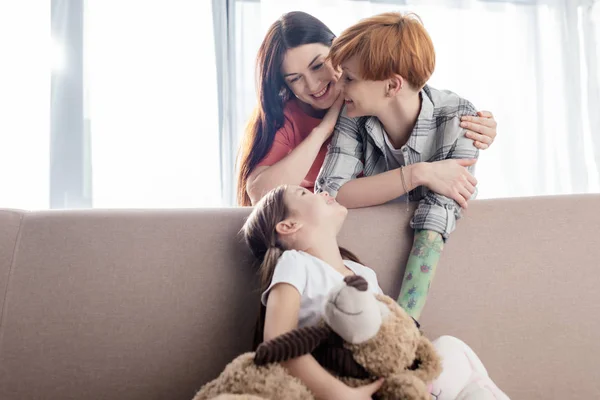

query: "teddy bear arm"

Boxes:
[378, 372, 431, 400]
[412, 336, 443, 383]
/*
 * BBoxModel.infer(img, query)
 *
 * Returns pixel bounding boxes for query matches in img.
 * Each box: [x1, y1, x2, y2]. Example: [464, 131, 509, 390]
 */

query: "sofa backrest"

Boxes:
[1, 195, 599, 399]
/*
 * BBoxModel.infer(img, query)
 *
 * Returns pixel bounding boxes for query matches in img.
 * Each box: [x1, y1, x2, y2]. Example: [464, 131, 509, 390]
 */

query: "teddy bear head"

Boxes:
[323, 275, 440, 383]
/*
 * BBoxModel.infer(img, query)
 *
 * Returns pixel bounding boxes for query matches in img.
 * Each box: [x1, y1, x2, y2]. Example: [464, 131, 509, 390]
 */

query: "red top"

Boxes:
[257, 99, 329, 192]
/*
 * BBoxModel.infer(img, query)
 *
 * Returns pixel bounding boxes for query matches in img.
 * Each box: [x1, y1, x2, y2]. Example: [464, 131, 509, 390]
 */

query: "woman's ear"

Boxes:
[386, 74, 404, 97]
[276, 218, 302, 237]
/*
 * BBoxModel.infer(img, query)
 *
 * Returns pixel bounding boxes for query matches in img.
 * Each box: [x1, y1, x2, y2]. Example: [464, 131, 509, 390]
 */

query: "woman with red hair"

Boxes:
[317, 12, 484, 319]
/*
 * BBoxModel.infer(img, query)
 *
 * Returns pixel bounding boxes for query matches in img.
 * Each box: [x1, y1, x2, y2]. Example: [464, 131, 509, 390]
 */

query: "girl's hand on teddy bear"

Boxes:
[336, 378, 384, 400]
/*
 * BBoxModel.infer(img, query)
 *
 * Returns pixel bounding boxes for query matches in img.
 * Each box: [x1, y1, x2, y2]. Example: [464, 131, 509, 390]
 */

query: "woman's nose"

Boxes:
[319, 191, 329, 198]
[306, 75, 321, 93]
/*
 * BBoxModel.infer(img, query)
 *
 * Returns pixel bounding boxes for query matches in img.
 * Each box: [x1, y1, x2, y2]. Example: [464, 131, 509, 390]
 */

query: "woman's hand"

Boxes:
[417, 159, 478, 209]
[331, 378, 384, 400]
[313, 92, 345, 142]
[461, 111, 497, 150]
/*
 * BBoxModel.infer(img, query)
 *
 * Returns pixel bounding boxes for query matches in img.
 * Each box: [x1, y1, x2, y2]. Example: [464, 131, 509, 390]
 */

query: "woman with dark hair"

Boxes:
[236, 11, 497, 207]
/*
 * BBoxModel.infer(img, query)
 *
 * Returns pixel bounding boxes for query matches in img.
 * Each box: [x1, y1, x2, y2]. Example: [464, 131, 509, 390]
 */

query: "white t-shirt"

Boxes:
[261, 250, 383, 328]
[382, 131, 409, 204]
[382, 130, 406, 170]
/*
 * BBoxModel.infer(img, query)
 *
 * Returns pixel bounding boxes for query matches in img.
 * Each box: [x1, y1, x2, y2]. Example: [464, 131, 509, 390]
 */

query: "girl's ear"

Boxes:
[276, 218, 302, 237]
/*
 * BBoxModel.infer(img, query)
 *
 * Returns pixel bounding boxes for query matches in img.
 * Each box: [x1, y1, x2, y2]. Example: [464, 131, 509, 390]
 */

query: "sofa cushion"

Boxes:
[0, 210, 23, 324]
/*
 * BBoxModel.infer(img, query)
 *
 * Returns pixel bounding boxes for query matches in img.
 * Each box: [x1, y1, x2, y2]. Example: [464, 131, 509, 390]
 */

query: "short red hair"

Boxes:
[329, 12, 435, 89]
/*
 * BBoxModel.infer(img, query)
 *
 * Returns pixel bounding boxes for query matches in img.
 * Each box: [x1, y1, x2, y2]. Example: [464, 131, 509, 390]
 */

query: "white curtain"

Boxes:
[0, 0, 221, 210]
[235, 0, 600, 199]
[1, 0, 598, 210]
[86, 0, 221, 208]
[0, 2, 51, 210]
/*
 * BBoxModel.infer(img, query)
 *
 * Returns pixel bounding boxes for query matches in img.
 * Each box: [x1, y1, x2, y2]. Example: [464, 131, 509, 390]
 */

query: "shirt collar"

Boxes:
[407, 85, 434, 154]
[363, 85, 434, 155]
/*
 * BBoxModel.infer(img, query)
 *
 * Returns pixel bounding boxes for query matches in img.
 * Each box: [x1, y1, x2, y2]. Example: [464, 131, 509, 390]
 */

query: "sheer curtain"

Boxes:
[0, 2, 51, 210]
[234, 0, 600, 199]
[1, 0, 221, 210]
[1, 1, 598, 210]
[85, 0, 221, 208]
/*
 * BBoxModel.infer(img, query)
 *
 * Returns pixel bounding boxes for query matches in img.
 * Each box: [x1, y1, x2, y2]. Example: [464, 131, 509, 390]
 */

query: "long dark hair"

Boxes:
[241, 185, 361, 349]
[236, 12, 336, 206]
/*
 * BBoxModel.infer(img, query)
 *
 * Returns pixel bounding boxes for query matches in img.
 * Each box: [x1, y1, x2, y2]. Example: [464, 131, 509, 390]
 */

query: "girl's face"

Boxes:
[281, 44, 342, 111]
[276, 186, 347, 248]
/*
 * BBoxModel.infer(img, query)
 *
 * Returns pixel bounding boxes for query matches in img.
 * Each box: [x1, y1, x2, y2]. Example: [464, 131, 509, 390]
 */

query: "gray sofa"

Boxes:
[1, 194, 599, 399]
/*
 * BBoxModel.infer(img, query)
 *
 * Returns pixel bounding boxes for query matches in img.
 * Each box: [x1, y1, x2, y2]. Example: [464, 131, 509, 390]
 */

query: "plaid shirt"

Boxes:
[315, 85, 479, 240]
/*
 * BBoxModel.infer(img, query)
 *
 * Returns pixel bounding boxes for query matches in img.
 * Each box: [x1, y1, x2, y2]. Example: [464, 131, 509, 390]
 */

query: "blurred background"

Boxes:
[1, 0, 598, 209]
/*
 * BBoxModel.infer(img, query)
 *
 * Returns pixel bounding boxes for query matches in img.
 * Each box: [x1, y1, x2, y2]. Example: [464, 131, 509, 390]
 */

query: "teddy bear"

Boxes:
[192, 275, 442, 400]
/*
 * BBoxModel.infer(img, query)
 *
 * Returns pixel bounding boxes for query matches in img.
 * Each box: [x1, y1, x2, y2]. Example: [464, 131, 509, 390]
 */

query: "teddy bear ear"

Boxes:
[409, 336, 443, 383]
[254, 325, 331, 366]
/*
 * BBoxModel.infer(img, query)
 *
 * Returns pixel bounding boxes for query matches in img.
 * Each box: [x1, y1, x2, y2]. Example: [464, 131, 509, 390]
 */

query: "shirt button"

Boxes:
[319, 178, 325, 184]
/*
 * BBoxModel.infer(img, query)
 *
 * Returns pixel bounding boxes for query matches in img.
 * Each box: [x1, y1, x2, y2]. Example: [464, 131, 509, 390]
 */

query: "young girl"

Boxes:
[242, 184, 385, 399]
[242, 185, 509, 400]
